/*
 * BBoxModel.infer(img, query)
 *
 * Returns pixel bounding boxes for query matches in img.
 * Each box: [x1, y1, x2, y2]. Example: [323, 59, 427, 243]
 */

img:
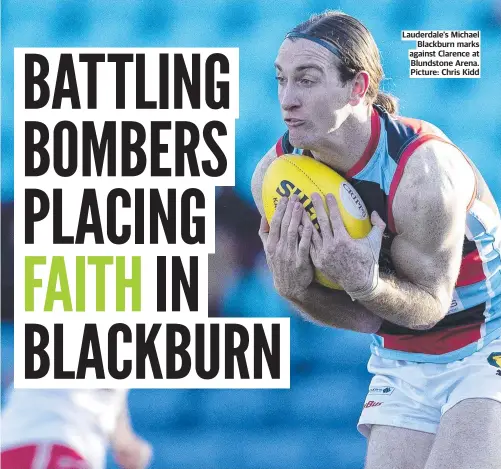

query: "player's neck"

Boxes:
[311, 105, 373, 175]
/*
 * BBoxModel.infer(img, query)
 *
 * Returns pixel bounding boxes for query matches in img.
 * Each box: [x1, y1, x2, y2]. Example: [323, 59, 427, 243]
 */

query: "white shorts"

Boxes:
[358, 336, 501, 437]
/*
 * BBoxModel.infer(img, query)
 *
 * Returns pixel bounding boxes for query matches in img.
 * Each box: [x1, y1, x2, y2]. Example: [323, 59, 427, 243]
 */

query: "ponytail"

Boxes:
[374, 91, 399, 115]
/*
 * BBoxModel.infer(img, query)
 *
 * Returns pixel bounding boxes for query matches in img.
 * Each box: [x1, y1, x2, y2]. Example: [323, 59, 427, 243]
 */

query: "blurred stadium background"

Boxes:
[1, 1, 500, 468]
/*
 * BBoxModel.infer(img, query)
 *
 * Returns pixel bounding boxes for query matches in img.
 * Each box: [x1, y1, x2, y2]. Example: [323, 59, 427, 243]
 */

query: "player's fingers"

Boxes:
[302, 210, 322, 245]
[287, 201, 303, 250]
[371, 210, 386, 232]
[268, 196, 287, 247]
[311, 193, 333, 241]
[366, 211, 386, 260]
[326, 193, 349, 239]
[280, 194, 299, 239]
[310, 240, 319, 266]
[302, 211, 321, 263]
[311, 224, 322, 248]
[297, 213, 313, 263]
[258, 217, 269, 245]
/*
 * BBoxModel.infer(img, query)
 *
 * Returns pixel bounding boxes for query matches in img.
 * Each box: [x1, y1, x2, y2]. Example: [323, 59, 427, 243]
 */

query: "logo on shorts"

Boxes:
[487, 352, 501, 368]
[364, 400, 383, 409]
[368, 386, 394, 395]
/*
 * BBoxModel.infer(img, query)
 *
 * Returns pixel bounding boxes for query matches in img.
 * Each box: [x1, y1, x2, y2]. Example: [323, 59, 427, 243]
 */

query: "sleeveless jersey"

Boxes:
[1, 388, 127, 469]
[275, 104, 501, 363]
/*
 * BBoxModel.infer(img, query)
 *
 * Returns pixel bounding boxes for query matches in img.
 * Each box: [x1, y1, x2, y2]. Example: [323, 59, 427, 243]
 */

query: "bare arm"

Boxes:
[111, 403, 135, 447]
[252, 146, 383, 333]
[357, 141, 475, 329]
[292, 283, 383, 333]
[111, 397, 152, 469]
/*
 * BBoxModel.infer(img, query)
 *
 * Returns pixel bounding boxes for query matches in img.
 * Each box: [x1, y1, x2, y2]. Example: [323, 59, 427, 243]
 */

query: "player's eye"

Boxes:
[275, 76, 286, 85]
[299, 78, 314, 85]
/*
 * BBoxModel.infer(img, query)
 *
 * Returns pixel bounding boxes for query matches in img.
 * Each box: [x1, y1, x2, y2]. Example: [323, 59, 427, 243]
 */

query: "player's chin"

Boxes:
[288, 128, 312, 149]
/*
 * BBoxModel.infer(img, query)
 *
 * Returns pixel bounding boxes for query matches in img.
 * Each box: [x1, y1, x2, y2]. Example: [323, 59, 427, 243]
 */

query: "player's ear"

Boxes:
[348, 71, 369, 106]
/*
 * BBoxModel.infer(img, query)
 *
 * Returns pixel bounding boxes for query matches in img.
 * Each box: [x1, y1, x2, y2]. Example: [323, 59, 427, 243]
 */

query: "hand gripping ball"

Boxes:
[262, 154, 371, 289]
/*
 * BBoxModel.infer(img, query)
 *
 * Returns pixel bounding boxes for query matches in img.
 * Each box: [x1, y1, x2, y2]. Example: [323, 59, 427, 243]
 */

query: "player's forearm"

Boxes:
[358, 273, 447, 329]
[291, 283, 383, 333]
[111, 404, 135, 447]
[111, 403, 152, 469]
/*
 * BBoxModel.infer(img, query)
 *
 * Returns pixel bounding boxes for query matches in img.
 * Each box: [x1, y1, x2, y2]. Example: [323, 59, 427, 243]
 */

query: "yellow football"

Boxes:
[262, 154, 371, 289]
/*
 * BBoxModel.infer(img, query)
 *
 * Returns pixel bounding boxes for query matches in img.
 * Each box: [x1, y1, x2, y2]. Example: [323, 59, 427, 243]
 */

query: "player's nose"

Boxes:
[280, 84, 300, 111]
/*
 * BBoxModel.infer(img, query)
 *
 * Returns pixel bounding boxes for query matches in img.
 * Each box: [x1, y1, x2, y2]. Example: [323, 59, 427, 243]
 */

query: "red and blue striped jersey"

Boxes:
[275, 104, 501, 363]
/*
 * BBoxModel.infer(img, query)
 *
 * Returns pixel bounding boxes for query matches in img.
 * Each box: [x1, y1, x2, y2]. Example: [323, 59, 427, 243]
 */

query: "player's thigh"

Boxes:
[425, 398, 501, 469]
[365, 425, 435, 469]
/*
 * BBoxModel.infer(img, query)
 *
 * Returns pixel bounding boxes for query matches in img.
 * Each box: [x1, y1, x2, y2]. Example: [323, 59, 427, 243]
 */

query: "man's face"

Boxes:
[274, 38, 352, 150]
